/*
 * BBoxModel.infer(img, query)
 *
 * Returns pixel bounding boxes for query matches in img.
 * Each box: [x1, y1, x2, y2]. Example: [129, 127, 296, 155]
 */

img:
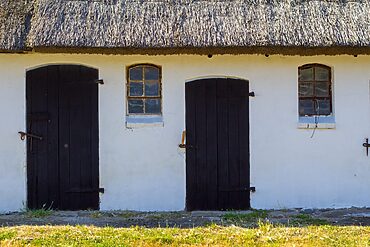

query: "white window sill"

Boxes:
[297, 116, 335, 129]
[126, 115, 164, 128]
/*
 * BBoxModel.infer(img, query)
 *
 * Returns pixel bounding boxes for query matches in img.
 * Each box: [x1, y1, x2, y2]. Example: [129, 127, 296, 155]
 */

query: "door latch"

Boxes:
[363, 138, 370, 156]
[178, 130, 195, 149]
[18, 131, 43, 141]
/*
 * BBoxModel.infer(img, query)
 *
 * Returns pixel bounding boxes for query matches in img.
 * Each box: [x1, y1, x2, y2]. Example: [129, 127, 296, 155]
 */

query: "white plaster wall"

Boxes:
[0, 53, 369, 212]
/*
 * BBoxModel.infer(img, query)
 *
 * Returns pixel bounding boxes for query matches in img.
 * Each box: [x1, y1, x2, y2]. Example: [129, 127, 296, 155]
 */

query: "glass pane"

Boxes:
[128, 99, 144, 114]
[315, 82, 329, 97]
[299, 82, 313, 97]
[145, 99, 161, 114]
[299, 67, 313, 81]
[145, 81, 160, 96]
[315, 67, 329, 81]
[129, 82, 143, 96]
[144, 66, 159, 80]
[317, 99, 331, 115]
[129, 67, 143, 80]
[299, 99, 315, 116]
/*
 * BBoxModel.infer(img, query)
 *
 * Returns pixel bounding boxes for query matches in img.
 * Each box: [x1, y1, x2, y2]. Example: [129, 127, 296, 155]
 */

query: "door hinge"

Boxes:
[249, 92, 255, 97]
[94, 79, 104, 85]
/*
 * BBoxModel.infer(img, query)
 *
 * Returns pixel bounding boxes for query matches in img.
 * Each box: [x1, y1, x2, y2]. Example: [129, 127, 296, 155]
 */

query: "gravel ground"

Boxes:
[1, 208, 370, 228]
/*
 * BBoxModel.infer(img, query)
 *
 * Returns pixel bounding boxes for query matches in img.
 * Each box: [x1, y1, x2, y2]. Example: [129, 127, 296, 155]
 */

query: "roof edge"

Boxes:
[9, 46, 370, 56]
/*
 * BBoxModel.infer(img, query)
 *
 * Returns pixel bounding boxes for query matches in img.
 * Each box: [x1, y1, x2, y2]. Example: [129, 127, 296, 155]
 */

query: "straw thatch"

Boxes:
[0, 0, 33, 51]
[1, 0, 369, 55]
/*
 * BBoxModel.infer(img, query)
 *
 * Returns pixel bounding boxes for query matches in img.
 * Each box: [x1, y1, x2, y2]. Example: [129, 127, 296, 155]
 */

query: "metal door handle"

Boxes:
[363, 138, 369, 156]
[18, 131, 43, 141]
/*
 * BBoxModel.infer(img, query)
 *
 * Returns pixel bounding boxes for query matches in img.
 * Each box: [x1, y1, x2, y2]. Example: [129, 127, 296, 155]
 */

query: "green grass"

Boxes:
[25, 208, 53, 218]
[290, 214, 330, 226]
[0, 223, 370, 246]
[223, 210, 268, 223]
[117, 211, 139, 218]
[89, 211, 103, 218]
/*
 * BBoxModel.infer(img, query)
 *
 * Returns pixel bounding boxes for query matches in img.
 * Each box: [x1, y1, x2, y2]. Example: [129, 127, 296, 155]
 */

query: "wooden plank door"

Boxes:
[186, 78, 250, 211]
[26, 65, 99, 210]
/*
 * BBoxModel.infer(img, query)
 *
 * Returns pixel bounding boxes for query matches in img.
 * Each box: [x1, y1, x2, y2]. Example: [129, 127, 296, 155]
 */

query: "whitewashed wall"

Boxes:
[0, 53, 369, 212]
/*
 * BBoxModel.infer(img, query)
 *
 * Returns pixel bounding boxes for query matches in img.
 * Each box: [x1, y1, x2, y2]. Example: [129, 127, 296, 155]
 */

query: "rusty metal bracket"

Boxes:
[18, 131, 43, 141]
[179, 130, 186, 148]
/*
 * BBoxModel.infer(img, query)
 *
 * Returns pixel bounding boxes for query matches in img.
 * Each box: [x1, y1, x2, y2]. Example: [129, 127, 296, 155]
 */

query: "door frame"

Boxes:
[25, 64, 100, 210]
[184, 76, 251, 211]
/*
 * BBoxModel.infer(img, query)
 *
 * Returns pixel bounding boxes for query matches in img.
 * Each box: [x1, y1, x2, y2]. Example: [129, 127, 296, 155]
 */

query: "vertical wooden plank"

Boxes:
[75, 66, 91, 209]
[67, 65, 85, 210]
[205, 80, 218, 210]
[46, 65, 60, 209]
[194, 81, 207, 210]
[89, 68, 100, 210]
[227, 80, 240, 209]
[32, 67, 49, 209]
[77, 66, 99, 209]
[58, 65, 72, 210]
[185, 82, 197, 210]
[237, 80, 250, 209]
[217, 79, 230, 210]
[26, 70, 36, 209]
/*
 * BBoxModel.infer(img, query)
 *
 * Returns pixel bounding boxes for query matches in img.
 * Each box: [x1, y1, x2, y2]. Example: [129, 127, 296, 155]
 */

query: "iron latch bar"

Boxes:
[363, 138, 369, 156]
[18, 131, 43, 141]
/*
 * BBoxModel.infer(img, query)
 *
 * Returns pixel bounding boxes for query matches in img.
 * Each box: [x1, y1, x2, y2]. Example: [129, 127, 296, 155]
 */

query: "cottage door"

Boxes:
[26, 65, 99, 210]
[185, 78, 250, 210]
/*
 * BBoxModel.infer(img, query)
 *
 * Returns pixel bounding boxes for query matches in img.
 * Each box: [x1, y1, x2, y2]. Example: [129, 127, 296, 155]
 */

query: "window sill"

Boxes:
[126, 115, 164, 128]
[297, 116, 335, 129]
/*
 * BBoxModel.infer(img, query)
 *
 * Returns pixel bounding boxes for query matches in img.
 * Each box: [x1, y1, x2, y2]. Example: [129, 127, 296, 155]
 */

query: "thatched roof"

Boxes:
[1, 0, 369, 55]
[0, 0, 32, 52]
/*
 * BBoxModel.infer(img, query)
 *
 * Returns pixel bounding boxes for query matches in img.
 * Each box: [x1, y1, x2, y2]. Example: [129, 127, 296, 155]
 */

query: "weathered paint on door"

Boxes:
[186, 78, 250, 210]
[26, 65, 99, 210]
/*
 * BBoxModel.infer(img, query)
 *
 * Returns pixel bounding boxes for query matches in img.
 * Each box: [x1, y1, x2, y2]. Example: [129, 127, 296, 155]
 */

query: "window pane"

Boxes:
[315, 67, 329, 81]
[317, 99, 331, 115]
[315, 82, 329, 97]
[145, 99, 161, 114]
[299, 67, 313, 81]
[299, 99, 315, 116]
[129, 82, 143, 96]
[299, 82, 313, 97]
[129, 67, 143, 80]
[128, 99, 144, 114]
[144, 67, 159, 80]
[145, 81, 159, 96]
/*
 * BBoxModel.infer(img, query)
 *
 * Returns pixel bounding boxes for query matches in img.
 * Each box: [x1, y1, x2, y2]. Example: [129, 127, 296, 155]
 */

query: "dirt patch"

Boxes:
[1, 208, 370, 228]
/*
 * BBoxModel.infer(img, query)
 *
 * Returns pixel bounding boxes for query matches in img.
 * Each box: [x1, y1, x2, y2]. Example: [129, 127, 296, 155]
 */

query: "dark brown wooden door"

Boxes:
[26, 65, 99, 210]
[186, 78, 250, 211]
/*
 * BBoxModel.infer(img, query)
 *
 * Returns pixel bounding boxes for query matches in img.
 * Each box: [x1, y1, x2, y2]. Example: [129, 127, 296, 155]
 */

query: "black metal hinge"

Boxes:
[95, 79, 104, 85]
[249, 92, 255, 97]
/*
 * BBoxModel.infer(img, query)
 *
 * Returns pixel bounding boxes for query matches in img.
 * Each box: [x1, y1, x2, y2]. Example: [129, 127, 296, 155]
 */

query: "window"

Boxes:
[298, 64, 332, 116]
[127, 64, 162, 115]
